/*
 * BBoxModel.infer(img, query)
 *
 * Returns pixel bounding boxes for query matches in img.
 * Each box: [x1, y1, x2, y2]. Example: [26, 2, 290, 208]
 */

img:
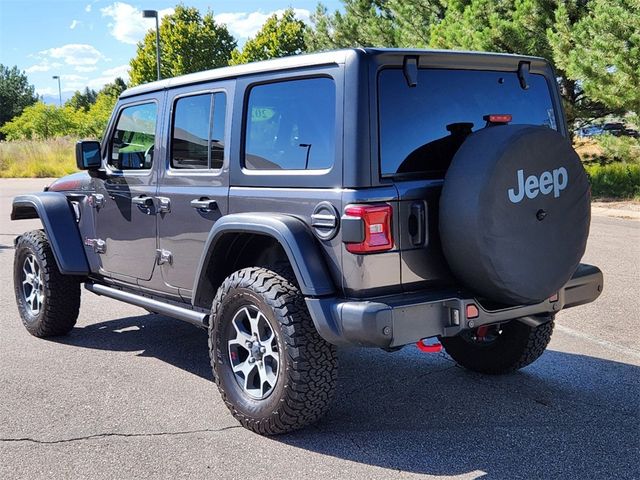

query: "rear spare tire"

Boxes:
[439, 125, 590, 305]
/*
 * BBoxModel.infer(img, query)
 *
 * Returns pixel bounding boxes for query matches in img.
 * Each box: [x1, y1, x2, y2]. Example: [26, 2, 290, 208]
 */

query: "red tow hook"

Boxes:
[476, 325, 490, 341]
[416, 338, 442, 353]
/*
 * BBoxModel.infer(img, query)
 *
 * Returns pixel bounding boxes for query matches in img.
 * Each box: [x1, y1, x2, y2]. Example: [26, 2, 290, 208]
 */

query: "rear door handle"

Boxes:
[409, 201, 426, 246]
[132, 195, 154, 208]
[190, 198, 217, 211]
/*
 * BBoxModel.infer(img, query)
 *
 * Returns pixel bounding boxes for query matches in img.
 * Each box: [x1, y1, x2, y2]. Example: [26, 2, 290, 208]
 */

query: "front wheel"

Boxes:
[13, 230, 81, 337]
[440, 318, 554, 374]
[209, 267, 337, 435]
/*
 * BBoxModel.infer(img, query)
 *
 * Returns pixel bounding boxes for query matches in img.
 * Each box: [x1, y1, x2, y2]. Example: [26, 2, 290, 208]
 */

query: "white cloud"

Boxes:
[35, 87, 59, 97]
[25, 61, 63, 73]
[215, 9, 311, 39]
[26, 63, 52, 73]
[85, 4, 92, 12]
[101, 2, 173, 44]
[75, 65, 97, 73]
[86, 65, 131, 90]
[40, 44, 105, 66]
[61, 74, 88, 82]
[102, 64, 130, 77]
[70, 20, 80, 29]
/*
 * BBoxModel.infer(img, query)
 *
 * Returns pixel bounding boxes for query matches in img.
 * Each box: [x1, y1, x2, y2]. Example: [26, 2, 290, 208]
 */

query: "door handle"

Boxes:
[190, 198, 217, 211]
[409, 201, 426, 246]
[132, 195, 154, 208]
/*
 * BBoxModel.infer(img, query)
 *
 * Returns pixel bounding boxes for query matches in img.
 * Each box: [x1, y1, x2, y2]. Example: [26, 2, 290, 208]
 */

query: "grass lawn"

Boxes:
[0, 138, 77, 178]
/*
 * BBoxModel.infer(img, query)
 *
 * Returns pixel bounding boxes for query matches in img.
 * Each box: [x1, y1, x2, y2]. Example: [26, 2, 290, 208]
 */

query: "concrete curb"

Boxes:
[591, 206, 640, 221]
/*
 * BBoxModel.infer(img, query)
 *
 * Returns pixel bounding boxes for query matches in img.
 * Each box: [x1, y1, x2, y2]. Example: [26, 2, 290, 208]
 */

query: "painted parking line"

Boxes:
[555, 323, 640, 360]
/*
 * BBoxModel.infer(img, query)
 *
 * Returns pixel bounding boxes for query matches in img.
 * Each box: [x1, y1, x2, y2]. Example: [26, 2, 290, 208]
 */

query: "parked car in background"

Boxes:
[624, 128, 639, 138]
[602, 122, 626, 136]
[576, 125, 603, 137]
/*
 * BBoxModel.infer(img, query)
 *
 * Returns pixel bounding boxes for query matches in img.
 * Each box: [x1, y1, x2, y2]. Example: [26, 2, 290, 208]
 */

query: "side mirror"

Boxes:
[75, 140, 102, 170]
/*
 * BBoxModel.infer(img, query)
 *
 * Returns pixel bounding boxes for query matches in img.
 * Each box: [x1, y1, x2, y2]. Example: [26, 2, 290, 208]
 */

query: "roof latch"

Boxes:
[403, 56, 419, 87]
[517, 61, 530, 90]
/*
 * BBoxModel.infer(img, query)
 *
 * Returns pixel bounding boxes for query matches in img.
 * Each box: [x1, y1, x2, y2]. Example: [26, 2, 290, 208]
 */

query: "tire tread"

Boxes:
[14, 230, 80, 337]
[209, 266, 337, 435]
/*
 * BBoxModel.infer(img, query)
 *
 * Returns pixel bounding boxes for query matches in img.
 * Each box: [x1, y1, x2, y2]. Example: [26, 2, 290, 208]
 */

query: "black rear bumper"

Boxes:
[306, 263, 603, 348]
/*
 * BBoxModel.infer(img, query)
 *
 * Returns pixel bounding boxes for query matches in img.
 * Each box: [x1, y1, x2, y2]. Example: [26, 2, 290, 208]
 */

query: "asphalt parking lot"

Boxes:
[1, 178, 638, 480]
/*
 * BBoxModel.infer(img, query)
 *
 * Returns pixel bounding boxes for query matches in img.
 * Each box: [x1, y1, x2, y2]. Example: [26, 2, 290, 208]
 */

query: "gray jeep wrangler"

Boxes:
[11, 48, 603, 435]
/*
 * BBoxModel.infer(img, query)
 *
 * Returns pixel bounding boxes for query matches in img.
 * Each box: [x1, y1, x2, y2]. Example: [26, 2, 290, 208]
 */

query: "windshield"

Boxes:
[378, 68, 557, 178]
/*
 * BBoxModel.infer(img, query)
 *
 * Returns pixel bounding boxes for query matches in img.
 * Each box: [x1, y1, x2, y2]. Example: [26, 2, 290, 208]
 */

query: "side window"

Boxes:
[172, 94, 210, 169]
[244, 77, 335, 170]
[171, 91, 227, 170]
[109, 102, 157, 171]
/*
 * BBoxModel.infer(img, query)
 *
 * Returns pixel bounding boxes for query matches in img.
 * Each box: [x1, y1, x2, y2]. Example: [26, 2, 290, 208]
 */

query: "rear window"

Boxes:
[379, 68, 557, 178]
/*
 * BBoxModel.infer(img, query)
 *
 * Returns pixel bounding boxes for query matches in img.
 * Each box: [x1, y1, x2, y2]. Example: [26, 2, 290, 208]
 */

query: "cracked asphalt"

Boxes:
[1, 179, 639, 480]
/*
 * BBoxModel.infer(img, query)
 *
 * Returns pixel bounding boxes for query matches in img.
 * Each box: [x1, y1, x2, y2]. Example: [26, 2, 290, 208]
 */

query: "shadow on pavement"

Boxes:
[56, 314, 639, 479]
[58, 313, 212, 380]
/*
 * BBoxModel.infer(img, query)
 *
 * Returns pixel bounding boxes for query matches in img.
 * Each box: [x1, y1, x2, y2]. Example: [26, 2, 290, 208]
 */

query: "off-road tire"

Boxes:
[441, 319, 554, 374]
[13, 230, 81, 337]
[209, 266, 337, 435]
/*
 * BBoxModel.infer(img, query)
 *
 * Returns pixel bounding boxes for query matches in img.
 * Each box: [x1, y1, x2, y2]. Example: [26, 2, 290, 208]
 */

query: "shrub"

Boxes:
[598, 135, 640, 165]
[577, 135, 640, 166]
[584, 162, 640, 200]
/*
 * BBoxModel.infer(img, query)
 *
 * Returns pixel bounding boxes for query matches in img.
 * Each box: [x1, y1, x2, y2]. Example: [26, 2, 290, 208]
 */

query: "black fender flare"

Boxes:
[192, 213, 336, 306]
[11, 192, 89, 275]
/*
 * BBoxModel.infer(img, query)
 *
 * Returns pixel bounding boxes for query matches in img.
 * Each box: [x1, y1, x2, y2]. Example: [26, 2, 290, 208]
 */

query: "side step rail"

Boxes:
[85, 283, 208, 328]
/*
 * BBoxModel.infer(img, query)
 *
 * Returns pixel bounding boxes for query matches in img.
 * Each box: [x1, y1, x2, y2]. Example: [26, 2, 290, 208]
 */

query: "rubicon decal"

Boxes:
[508, 167, 568, 203]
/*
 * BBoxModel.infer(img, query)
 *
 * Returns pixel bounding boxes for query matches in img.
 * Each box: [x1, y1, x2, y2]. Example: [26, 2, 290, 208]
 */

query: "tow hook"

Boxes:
[416, 337, 442, 353]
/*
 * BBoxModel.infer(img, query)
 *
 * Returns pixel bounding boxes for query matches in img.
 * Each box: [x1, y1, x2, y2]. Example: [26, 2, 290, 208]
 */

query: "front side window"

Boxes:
[109, 102, 157, 170]
[379, 69, 557, 178]
[244, 77, 336, 170]
[171, 92, 226, 170]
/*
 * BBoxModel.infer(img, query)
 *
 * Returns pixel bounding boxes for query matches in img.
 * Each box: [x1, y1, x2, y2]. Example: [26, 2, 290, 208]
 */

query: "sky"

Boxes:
[0, 0, 343, 104]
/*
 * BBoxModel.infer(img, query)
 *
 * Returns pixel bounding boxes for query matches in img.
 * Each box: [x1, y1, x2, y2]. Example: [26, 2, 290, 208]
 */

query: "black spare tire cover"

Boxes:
[439, 125, 590, 305]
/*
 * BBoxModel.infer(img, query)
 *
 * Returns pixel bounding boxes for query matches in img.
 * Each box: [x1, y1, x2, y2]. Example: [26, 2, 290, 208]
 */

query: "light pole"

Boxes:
[52, 75, 62, 106]
[142, 10, 161, 81]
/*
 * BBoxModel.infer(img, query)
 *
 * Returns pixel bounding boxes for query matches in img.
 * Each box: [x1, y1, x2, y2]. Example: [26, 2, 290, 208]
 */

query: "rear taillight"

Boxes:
[343, 204, 393, 253]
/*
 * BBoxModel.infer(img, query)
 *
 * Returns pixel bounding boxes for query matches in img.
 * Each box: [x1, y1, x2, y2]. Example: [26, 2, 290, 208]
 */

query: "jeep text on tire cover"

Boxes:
[10, 49, 603, 435]
[508, 167, 569, 203]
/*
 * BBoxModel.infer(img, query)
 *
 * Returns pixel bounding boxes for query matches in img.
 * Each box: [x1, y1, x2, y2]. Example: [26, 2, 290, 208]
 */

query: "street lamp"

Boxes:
[52, 75, 62, 106]
[142, 10, 161, 81]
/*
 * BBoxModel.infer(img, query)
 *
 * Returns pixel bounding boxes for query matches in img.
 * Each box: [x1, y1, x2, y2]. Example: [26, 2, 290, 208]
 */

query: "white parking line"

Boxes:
[555, 323, 640, 360]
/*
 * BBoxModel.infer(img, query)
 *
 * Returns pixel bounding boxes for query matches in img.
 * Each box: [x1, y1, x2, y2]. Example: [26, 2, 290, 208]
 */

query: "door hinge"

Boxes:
[157, 196, 171, 214]
[88, 193, 105, 210]
[84, 238, 106, 254]
[156, 249, 173, 265]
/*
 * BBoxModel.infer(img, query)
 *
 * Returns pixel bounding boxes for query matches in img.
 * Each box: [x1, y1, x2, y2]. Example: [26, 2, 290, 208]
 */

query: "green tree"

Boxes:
[100, 77, 128, 99]
[1, 77, 129, 141]
[305, 0, 447, 51]
[230, 9, 308, 65]
[552, 0, 640, 122]
[130, 5, 236, 85]
[76, 78, 129, 139]
[66, 87, 98, 112]
[0, 65, 38, 136]
[306, 1, 399, 51]
[0, 102, 77, 140]
[386, 0, 447, 47]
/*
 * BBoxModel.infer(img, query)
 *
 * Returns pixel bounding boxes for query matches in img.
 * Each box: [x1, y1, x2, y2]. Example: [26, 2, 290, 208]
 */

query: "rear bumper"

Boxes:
[306, 263, 603, 348]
